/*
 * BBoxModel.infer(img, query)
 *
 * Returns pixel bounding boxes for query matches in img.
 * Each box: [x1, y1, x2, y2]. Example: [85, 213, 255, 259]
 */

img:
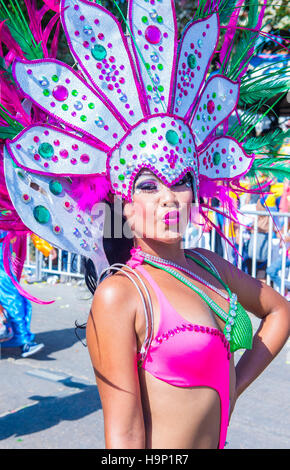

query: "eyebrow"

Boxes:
[134, 171, 159, 183]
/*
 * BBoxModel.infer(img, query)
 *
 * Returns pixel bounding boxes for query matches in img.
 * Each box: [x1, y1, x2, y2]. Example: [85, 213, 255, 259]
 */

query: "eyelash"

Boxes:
[135, 177, 189, 193]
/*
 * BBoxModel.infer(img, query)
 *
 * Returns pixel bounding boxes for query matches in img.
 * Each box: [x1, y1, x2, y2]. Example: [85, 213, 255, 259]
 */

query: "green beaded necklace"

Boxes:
[143, 254, 253, 353]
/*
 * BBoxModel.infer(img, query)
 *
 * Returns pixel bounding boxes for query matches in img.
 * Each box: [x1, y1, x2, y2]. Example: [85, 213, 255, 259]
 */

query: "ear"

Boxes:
[122, 199, 136, 231]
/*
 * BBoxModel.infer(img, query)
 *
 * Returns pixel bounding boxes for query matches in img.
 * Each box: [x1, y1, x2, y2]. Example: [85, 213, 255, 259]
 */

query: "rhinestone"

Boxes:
[150, 52, 159, 63]
[187, 54, 196, 69]
[95, 117, 104, 127]
[49, 180, 63, 195]
[33, 205, 50, 224]
[53, 225, 61, 234]
[166, 129, 179, 145]
[74, 101, 83, 110]
[37, 142, 54, 159]
[83, 25, 93, 35]
[226, 324, 232, 332]
[197, 39, 203, 47]
[91, 44, 107, 60]
[52, 85, 69, 102]
[80, 239, 88, 248]
[145, 25, 162, 45]
[39, 77, 49, 87]
[213, 151, 221, 165]
[149, 9, 158, 20]
[120, 94, 128, 103]
[152, 74, 160, 85]
[80, 154, 90, 164]
[22, 194, 31, 203]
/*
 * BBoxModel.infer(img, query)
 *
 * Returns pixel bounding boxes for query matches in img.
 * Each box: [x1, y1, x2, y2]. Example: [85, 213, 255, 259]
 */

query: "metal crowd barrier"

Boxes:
[24, 210, 290, 295]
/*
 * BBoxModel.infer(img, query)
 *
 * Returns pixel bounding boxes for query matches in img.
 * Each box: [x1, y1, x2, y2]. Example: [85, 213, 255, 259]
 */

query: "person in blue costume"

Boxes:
[0, 232, 44, 358]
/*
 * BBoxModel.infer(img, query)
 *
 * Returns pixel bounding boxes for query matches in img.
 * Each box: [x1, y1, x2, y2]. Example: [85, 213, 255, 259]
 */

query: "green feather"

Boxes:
[0, 1, 43, 60]
[247, 157, 290, 180]
[243, 129, 290, 153]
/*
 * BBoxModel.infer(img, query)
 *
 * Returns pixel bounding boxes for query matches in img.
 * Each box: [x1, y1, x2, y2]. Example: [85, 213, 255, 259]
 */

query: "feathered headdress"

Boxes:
[0, 0, 289, 297]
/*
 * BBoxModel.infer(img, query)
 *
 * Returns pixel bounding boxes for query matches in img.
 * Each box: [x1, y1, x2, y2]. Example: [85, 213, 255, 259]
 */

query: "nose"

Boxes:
[160, 185, 178, 207]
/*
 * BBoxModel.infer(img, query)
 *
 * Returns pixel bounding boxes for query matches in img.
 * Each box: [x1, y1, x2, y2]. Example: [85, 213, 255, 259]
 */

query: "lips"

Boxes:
[163, 210, 180, 225]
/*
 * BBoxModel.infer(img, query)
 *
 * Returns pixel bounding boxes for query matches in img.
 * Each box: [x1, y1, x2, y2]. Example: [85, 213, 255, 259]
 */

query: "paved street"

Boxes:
[0, 281, 289, 449]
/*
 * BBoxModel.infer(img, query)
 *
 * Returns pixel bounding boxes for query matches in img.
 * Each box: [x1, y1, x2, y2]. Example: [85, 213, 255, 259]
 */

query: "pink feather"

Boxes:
[68, 174, 112, 212]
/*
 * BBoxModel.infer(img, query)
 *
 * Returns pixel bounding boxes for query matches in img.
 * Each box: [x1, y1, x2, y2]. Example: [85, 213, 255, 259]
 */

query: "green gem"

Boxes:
[33, 205, 50, 224]
[213, 151, 221, 165]
[49, 180, 63, 196]
[139, 141, 146, 148]
[212, 92, 217, 98]
[91, 44, 107, 61]
[88, 102, 95, 109]
[118, 174, 125, 181]
[157, 64, 163, 70]
[150, 127, 157, 133]
[147, 85, 153, 91]
[80, 115, 87, 122]
[43, 89, 50, 96]
[197, 114, 200, 120]
[119, 158, 126, 165]
[202, 126, 205, 131]
[38, 142, 54, 159]
[166, 130, 179, 146]
[217, 104, 222, 111]
[145, 63, 150, 70]
[62, 104, 69, 111]
[142, 16, 148, 23]
[157, 16, 163, 23]
[188, 146, 192, 152]
[17, 170, 25, 180]
[158, 85, 164, 92]
[52, 75, 59, 82]
[187, 54, 197, 69]
[72, 90, 78, 96]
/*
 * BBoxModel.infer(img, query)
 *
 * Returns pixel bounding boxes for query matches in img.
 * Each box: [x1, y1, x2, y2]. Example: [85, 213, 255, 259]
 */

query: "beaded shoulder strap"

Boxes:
[186, 249, 231, 296]
[97, 263, 154, 364]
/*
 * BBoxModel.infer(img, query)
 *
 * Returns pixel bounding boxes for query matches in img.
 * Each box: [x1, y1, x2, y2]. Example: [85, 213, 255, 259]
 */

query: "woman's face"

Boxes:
[123, 170, 193, 243]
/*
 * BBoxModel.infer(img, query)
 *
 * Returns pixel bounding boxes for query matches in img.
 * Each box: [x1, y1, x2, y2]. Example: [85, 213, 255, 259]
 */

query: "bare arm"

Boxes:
[198, 249, 290, 397]
[86, 274, 145, 449]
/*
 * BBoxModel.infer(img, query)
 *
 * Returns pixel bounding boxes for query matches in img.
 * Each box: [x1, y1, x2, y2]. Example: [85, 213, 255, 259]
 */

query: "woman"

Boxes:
[0, 0, 289, 450]
[86, 170, 290, 449]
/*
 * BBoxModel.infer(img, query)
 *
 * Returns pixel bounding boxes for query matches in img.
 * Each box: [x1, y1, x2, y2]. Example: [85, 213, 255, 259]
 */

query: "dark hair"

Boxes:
[75, 202, 133, 344]
[84, 202, 134, 295]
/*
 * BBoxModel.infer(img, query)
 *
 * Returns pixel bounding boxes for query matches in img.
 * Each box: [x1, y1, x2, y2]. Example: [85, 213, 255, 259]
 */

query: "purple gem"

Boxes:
[145, 25, 162, 45]
[52, 85, 69, 102]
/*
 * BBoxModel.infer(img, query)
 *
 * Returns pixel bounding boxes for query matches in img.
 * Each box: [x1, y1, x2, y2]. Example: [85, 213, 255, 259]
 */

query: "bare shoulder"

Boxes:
[90, 267, 140, 326]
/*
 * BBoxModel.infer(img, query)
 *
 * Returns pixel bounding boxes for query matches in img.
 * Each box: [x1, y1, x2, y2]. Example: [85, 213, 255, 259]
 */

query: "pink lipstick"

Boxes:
[163, 210, 180, 225]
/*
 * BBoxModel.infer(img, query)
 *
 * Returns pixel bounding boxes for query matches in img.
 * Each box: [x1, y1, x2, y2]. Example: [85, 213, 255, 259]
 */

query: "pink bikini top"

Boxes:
[133, 263, 230, 449]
